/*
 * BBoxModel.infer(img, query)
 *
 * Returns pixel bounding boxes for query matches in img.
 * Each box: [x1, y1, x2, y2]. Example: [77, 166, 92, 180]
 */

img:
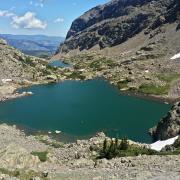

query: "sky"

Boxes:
[0, 0, 109, 37]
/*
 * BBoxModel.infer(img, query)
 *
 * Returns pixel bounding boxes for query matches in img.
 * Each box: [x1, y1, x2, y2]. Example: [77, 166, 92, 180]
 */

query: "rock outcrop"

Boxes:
[0, 124, 179, 180]
[150, 101, 180, 141]
[0, 38, 69, 101]
[0, 38, 57, 83]
[58, 0, 180, 54]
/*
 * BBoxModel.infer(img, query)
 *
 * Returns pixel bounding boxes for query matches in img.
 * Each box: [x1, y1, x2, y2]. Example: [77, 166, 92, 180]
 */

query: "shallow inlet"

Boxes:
[0, 79, 170, 143]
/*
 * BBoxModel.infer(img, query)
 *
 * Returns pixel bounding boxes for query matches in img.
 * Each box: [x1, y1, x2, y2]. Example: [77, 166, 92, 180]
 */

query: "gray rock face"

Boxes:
[150, 102, 180, 141]
[58, 0, 179, 53]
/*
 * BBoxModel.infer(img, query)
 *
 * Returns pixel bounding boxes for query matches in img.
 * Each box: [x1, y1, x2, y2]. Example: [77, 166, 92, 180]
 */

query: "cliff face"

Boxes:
[150, 101, 180, 141]
[58, 0, 180, 54]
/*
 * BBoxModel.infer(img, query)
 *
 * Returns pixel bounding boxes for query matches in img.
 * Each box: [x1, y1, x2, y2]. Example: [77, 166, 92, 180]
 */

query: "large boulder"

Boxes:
[149, 102, 180, 141]
[0, 38, 7, 45]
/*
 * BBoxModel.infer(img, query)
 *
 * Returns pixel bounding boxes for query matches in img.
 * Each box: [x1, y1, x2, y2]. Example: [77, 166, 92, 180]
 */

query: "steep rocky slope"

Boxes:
[58, 0, 180, 53]
[150, 101, 180, 140]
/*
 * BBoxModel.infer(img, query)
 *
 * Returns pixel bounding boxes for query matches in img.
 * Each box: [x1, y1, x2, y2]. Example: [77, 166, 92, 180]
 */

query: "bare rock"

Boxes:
[0, 39, 7, 45]
[0, 144, 40, 170]
[149, 101, 180, 141]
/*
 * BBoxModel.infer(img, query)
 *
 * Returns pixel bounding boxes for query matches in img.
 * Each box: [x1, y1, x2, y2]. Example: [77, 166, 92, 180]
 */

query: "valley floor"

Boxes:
[0, 124, 179, 180]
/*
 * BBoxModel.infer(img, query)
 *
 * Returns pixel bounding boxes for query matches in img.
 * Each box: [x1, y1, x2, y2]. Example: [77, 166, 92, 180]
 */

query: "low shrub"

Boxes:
[68, 72, 86, 80]
[0, 168, 20, 177]
[99, 137, 159, 159]
[31, 151, 48, 162]
[157, 73, 180, 83]
[98, 137, 180, 159]
[173, 137, 180, 148]
[117, 80, 129, 89]
[138, 83, 169, 95]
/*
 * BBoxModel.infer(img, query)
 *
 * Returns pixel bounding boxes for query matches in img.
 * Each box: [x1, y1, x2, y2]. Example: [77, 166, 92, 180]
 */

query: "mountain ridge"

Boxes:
[0, 34, 64, 57]
[58, 0, 179, 54]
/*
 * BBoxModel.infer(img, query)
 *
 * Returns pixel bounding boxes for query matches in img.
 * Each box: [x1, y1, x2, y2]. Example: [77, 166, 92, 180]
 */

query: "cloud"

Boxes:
[0, 10, 15, 17]
[54, 17, 64, 23]
[30, 0, 45, 8]
[11, 12, 47, 29]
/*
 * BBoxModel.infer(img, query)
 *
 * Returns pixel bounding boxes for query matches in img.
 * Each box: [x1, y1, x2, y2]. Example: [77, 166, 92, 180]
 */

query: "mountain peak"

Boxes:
[58, 0, 179, 54]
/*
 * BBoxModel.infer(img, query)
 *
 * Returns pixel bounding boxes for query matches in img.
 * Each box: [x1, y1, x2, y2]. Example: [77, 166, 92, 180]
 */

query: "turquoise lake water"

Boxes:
[0, 79, 170, 143]
[49, 60, 71, 68]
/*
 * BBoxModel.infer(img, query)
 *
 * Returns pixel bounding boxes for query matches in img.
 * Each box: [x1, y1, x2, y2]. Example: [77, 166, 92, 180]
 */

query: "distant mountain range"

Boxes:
[0, 34, 64, 58]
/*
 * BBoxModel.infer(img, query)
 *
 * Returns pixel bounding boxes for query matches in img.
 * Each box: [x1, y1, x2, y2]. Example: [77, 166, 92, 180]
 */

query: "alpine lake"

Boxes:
[0, 60, 171, 143]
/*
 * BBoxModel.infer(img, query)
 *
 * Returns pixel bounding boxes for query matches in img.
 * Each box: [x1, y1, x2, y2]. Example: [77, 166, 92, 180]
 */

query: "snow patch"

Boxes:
[170, 53, 180, 60]
[2, 79, 12, 83]
[150, 136, 179, 151]
[55, 130, 61, 134]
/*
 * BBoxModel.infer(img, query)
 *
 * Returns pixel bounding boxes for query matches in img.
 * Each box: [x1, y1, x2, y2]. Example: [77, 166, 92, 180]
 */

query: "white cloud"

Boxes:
[30, 0, 45, 8]
[0, 10, 15, 17]
[54, 17, 64, 23]
[11, 12, 47, 29]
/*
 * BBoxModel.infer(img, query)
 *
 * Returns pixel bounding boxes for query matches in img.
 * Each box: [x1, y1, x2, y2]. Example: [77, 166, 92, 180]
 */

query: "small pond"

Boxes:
[49, 60, 71, 68]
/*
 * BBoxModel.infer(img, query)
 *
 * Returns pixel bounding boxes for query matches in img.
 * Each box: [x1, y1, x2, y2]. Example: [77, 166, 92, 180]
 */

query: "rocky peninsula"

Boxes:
[0, 39, 77, 102]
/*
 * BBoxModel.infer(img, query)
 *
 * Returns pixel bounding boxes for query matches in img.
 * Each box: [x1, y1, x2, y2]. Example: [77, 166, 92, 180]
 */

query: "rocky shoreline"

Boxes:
[52, 51, 180, 103]
[150, 101, 180, 141]
[0, 72, 175, 105]
[0, 124, 179, 180]
[0, 82, 39, 102]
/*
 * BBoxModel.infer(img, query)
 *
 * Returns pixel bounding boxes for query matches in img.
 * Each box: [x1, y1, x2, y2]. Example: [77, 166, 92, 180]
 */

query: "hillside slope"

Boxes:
[55, 0, 180, 100]
[0, 38, 65, 101]
[0, 124, 179, 180]
[0, 39, 57, 83]
[58, 0, 179, 53]
[0, 34, 64, 58]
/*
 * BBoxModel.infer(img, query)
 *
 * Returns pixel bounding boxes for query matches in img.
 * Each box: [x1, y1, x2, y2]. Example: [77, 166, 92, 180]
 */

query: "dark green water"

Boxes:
[49, 60, 71, 68]
[0, 79, 170, 143]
